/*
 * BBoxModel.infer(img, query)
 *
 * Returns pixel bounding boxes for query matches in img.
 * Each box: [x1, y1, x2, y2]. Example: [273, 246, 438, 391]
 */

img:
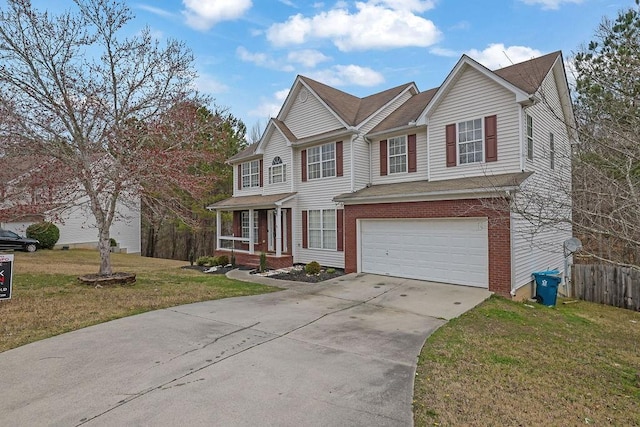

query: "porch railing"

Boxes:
[218, 236, 252, 253]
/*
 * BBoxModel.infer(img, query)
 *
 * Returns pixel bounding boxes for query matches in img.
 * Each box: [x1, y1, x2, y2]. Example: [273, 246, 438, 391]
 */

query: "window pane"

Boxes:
[309, 230, 321, 248]
[308, 210, 321, 229]
[322, 160, 335, 177]
[308, 163, 320, 179]
[323, 230, 336, 249]
[323, 210, 335, 229]
[308, 147, 320, 163]
[457, 119, 483, 164]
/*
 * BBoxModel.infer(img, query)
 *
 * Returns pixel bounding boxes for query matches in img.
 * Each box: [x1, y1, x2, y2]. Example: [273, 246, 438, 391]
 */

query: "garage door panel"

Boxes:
[360, 219, 488, 288]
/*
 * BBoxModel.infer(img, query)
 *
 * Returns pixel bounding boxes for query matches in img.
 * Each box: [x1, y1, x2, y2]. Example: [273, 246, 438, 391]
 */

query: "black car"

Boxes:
[0, 229, 39, 252]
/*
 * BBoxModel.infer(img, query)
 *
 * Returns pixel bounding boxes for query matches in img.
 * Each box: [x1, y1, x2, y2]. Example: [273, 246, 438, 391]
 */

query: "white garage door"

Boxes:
[360, 218, 488, 288]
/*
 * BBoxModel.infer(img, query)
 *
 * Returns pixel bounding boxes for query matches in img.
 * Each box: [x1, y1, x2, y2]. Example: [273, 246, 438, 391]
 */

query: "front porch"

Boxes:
[208, 193, 296, 270]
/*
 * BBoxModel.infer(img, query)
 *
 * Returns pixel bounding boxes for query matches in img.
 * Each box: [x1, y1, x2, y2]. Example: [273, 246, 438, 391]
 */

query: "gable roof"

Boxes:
[299, 76, 415, 127]
[368, 87, 438, 135]
[226, 142, 259, 163]
[493, 50, 561, 94]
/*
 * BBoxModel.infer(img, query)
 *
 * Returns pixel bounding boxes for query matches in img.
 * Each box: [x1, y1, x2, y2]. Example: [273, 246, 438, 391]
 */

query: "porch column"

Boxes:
[248, 208, 255, 254]
[275, 206, 282, 257]
[216, 209, 221, 251]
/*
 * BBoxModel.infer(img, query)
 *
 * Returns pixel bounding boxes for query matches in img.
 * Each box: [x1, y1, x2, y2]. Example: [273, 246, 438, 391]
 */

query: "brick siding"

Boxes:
[214, 249, 293, 270]
[343, 198, 511, 296]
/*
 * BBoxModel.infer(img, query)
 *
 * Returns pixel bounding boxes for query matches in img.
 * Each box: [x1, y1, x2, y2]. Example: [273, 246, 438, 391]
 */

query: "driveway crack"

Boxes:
[76, 283, 407, 426]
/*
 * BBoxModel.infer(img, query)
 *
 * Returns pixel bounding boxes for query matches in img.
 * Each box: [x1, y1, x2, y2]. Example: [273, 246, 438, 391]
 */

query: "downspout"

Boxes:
[350, 133, 358, 193]
[364, 135, 372, 186]
[519, 105, 524, 171]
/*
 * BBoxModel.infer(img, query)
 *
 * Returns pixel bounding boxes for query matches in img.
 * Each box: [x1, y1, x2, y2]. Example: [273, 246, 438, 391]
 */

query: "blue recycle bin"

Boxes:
[533, 270, 562, 307]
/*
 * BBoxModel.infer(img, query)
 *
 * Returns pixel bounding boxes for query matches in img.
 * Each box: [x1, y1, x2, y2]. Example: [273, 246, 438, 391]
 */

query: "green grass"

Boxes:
[0, 250, 279, 353]
[414, 296, 640, 426]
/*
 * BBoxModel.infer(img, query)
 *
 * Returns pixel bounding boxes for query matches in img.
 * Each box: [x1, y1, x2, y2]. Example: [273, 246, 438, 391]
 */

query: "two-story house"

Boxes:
[208, 51, 575, 298]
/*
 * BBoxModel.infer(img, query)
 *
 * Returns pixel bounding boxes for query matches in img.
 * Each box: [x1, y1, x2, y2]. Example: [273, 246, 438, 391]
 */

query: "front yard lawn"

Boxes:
[414, 296, 640, 426]
[0, 250, 279, 353]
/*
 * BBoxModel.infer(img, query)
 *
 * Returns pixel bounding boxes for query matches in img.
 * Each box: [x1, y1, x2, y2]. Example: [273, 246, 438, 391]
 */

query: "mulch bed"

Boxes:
[262, 266, 345, 283]
[182, 264, 344, 283]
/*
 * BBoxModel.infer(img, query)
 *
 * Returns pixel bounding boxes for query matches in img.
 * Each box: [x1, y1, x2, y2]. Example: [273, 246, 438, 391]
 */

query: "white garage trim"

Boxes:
[358, 218, 489, 288]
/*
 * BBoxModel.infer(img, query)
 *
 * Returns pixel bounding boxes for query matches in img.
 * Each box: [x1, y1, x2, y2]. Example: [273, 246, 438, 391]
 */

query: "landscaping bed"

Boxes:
[255, 264, 345, 283]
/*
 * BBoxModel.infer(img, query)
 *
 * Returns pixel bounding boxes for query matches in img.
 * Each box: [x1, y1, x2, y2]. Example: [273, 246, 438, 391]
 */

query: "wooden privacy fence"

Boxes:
[572, 264, 640, 311]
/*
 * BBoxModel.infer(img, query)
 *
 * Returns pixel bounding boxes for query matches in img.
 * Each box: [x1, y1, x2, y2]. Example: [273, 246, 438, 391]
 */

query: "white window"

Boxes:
[526, 114, 534, 161]
[308, 209, 336, 250]
[549, 133, 555, 170]
[269, 157, 286, 184]
[241, 160, 260, 188]
[388, 136, 407, 174]
[458, 119, 483, 164]
[241, 211, 259, 243]
[307, 143, 335, 180]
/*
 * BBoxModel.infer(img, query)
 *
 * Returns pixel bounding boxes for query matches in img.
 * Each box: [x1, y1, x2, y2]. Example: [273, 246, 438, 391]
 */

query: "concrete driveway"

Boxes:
[0, 272, 490, 426]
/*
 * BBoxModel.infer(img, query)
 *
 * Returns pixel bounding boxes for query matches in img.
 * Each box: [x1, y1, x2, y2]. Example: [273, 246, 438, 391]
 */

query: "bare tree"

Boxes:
[0, 0, 220, 275]
[570, 2, 640, 266]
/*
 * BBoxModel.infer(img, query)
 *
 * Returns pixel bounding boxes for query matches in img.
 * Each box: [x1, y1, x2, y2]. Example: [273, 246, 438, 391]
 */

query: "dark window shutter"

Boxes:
[336, 141, 343, 177]
[302, 210, 308, 249]
[336, 209, 344, 252]
[485, 115, 497, 162]
[446, 124, 457, 167]
[237, 165, 242, 190]
[233, 211, 242, 237]
[408, 134, 417, 173]
[258, 210, 267, 244]
[301, 149, 307, 182]
[380, 140, 387, 176]
[259, 159, 264, 187]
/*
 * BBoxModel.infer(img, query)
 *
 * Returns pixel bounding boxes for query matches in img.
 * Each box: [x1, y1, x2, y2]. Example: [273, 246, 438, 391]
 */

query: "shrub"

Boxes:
[217, 255, 229, 266]
[196, 256, 211, 266]
[26, 222, 60, 249]
[305, 261, 321, 275]
[109, 238, 117, 247]
[326, 268, 336, 274]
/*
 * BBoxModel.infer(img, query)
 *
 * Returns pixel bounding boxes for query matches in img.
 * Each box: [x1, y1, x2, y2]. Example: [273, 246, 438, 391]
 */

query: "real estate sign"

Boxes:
[0, 254, 14, 300]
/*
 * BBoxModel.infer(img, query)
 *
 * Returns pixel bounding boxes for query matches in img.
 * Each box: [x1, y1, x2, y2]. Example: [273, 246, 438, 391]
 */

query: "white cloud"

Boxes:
[194, 73, 229, 94]
[266, 1, 441, 51]
[249, 89, 290, 118]
[465, 44, 543, 70]
[430, 47, 458, 57]
[307, 65, 385, 87]
[137, 4, 174, 18]
[182, 0, 252, 31]
[519, 0, 583, 10]
[287, 49, 331, 68]
[236, 47, 295, 72]
[279, 0, 297, 6]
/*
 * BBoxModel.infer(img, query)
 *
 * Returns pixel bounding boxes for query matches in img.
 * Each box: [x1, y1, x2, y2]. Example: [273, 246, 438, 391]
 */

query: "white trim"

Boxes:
[277, 78, 351, 129]
[356, 84, 418, 130]
[387, 135, 408, 174]
[456, 117, 485, 166]
[337, 186, 521, 205]
[306, 142, 336, 180]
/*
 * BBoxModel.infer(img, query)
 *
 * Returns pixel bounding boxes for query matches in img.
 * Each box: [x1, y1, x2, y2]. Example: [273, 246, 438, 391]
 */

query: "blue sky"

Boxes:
[26, 0, 635, 132]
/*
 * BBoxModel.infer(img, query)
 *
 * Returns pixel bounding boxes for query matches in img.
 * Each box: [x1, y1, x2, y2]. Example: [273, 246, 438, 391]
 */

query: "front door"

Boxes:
[267, 209, 288, 253]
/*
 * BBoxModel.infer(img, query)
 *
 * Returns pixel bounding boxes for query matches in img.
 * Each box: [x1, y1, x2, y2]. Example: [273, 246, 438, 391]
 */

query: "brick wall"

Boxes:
[214, 249, 293, 270]
[343, 198, 511, 296]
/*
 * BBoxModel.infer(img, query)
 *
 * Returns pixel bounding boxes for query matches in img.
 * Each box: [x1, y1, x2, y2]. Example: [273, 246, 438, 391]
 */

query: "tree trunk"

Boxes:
[98, 227, 112, 276]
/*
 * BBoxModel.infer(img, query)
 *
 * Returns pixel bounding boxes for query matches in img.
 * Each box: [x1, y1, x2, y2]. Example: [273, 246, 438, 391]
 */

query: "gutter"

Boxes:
[335, 185, 521, 204]
[366, 123, 426, 140]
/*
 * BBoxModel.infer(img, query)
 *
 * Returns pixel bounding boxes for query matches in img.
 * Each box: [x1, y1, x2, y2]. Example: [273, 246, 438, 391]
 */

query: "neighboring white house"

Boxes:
[208, 51, 575, 298]
[1, 199, 141, 254]
[0, 159, 141, 254]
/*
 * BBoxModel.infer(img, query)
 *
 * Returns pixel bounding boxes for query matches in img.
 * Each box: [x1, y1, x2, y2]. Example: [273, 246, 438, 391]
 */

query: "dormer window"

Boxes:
[269, 156, 287, 184]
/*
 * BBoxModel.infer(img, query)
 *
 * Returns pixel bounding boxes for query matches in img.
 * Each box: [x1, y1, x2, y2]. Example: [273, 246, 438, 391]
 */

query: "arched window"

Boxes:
[269, 156, 286, 184]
